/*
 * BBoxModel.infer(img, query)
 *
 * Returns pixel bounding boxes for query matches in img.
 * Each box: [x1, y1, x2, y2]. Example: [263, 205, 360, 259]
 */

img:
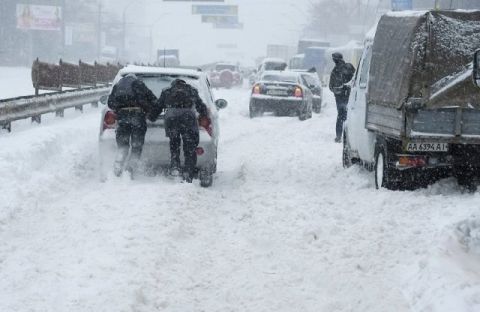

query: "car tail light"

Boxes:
[199, 116, 213, 137]
[103, 111, 117, 130]
[196, 147, 205, 155]
[253, 84, 261, 94]
[397, 155, 427, 168]
[294, 86, 303, 98]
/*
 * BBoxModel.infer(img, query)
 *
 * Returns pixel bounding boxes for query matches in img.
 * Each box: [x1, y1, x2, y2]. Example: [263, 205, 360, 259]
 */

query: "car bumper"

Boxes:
[99, 127, 216, 175]
[250, 96, 304, 112]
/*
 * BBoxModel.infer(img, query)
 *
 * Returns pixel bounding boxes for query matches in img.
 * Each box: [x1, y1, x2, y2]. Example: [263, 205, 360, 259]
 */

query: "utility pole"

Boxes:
[62, 0, 66, 59]
[97, 1, 102, 60]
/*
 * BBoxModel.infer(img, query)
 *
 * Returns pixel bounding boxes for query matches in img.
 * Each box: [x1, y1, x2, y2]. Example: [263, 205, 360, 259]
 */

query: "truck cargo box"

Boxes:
[366, 10, 480, 141]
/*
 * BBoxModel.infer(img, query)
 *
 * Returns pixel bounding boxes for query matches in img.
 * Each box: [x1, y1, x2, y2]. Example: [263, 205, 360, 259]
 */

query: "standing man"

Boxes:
[329, 52, 355, 143]
[150, 79, 209, 183]
[108, 73, 157, 177]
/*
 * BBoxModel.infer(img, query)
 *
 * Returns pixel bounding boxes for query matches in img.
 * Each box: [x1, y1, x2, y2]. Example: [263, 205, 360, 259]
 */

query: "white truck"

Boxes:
[343, 10, 480, 190]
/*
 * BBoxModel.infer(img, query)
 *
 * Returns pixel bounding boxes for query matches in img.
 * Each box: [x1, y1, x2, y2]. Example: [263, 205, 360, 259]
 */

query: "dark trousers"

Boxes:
[115, 111, 147, 170]
[335, 95, 349, 139]
[164, 109, 199, 180]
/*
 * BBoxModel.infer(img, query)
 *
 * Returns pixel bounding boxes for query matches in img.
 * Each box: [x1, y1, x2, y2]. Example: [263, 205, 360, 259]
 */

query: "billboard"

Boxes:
[16, 4, 62, 31]
[164, 0, 224, 1]
[201, 15, 238, 24]
[213, 23, 243, 29]
[391, 0, 413, 11]
[192, 5, 238, 15]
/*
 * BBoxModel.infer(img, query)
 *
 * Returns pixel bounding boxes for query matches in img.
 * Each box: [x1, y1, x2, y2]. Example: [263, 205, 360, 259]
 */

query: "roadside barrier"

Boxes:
[0, 58, 122, 132]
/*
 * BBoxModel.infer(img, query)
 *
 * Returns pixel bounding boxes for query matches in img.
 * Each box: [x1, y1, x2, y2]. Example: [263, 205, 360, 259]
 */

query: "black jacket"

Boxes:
[150, 81, 208, 121]
[108, 75, 157, 113]
[329, 60, 356, 96]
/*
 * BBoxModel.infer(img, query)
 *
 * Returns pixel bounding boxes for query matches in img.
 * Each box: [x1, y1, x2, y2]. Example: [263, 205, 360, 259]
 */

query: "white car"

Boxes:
[252, 58, 288, 84]
[99, 66, 228, 187]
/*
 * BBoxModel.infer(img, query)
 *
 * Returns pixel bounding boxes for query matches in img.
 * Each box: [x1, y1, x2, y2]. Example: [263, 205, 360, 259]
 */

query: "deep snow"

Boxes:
[0, 71, 479, 311]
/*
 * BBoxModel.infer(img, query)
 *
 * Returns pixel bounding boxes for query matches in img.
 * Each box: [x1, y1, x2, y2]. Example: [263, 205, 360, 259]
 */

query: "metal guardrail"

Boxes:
[0, 86, 110, 132]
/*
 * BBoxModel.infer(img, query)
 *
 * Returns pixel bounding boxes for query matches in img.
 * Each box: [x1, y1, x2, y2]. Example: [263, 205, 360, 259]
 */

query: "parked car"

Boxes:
[208, 63, 243, 89]
[343, 10, 480, 190]
[249, 70, 313, 120]
[251, 58, 288, 84]
[292, 69, 323, 113]
[99, 65, 228, 187]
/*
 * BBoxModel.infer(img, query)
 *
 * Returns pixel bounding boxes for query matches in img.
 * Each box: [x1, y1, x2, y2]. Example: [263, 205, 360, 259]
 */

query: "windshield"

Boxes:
[262, 74, 298, 83]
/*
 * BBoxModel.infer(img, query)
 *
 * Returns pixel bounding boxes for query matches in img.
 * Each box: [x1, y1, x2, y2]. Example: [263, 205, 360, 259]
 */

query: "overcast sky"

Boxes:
[103, 0, 317, 66]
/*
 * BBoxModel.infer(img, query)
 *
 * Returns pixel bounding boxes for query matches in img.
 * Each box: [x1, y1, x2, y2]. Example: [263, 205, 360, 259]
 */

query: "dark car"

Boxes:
[295, 70, 323, 113]
[249, 70, 313, 120]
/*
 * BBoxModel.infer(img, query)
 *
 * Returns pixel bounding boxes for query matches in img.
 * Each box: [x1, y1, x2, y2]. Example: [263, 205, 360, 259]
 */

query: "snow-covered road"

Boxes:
[1, 80, 479, 311]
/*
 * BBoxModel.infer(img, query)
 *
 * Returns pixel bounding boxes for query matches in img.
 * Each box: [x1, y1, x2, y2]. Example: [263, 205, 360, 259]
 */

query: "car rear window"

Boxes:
[262, 74, 298, 83]
[264, 62, 287, 71]
[135, 74, 200, 98]
[215, 65, 236, 71]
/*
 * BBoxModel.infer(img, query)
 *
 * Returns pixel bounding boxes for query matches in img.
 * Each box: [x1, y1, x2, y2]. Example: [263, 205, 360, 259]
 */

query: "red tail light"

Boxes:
[253, 84, 261, 94]
[398, 155, 427, 168]
[199, 116, 213, 137]
[294, 86, 303, 98]
[196, 147, 205, 155]
[103, 111, 117, 130]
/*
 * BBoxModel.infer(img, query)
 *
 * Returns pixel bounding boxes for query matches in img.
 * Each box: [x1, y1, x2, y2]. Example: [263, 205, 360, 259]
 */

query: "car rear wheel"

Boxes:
[313, 100, 322, 114]
[199, 169, 213, 187]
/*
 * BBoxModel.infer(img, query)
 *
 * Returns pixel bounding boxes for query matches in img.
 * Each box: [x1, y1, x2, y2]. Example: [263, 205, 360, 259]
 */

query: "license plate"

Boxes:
[266, 89, 287, 96]
[406, 142, 449, 152]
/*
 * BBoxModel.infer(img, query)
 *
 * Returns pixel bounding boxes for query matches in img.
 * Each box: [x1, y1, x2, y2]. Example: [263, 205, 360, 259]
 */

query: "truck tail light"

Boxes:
[397, 155, 427, 168]
[253, 84, 261, 94]
[294, 86, 303, 98]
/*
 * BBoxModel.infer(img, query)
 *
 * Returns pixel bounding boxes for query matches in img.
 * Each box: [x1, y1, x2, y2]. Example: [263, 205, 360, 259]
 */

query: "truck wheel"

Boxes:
[298, 105, 308, 121]
[249, 103, 262, 118]
[374, 145, 399, 190]
[199, 169, 213, 187]
[313, 100, 322, 114]
[342, 133, 353, 168]
[455, 166, 477, 192]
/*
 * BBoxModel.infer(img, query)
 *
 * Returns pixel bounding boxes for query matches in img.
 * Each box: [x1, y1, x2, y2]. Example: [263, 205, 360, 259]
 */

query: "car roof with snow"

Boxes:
[259, 70, 301, 83]
[115, 65, 203, 83]
[261, 57, 287, 64]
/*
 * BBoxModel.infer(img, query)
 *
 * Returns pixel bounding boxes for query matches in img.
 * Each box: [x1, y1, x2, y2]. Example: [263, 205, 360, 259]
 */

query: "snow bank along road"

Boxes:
[1, 83, 480, 311]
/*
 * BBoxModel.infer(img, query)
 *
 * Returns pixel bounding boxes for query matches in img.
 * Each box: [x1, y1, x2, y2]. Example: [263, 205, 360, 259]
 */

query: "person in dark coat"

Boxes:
[108, 73, 157, 177]
[150, 79, 209, 183]
[329, 52, 356, 143]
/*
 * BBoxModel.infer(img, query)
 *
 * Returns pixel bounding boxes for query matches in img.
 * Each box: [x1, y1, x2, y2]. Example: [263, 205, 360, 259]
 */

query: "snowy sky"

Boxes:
[103, 0, 316, 66]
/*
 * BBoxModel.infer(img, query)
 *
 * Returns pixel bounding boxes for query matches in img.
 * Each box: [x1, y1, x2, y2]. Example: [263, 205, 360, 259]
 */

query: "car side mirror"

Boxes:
[215, 99, 228, 110]
[473, 50, 480, 88]
[100, 95, 108, 105]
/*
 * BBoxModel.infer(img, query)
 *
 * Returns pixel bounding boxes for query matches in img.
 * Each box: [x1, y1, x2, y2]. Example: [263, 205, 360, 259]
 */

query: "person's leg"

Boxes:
[114, 117, 131, 176]
[180, 112, 199, 183]
[128, 113, 147, 175]
[165, 111, 181, 173]
[335, 97, 348, 142]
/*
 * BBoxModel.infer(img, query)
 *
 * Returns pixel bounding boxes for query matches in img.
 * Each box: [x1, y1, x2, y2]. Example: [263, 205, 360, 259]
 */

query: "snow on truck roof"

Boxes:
[262, 57, 287, 64]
